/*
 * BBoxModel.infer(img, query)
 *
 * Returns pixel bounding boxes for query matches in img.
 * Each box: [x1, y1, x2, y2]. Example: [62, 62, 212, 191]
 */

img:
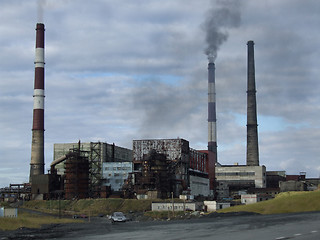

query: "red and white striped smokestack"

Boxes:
[30, 23, 45, 182]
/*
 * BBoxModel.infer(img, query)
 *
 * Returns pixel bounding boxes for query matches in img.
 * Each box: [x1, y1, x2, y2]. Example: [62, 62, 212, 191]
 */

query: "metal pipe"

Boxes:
[50, 155, 67, 168]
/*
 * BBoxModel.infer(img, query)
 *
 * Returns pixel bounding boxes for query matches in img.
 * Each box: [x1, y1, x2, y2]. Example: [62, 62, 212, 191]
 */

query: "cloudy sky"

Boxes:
[0, 0, 319, 187]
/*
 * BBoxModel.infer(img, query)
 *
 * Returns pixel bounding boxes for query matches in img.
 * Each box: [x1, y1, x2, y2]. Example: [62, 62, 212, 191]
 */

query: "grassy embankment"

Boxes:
[218, 190, 320, 214]
[2, 190, 319, 231]
[0, 212, 81, 231]
[22, 198, 154, 216]
[1, 198, 153, 231]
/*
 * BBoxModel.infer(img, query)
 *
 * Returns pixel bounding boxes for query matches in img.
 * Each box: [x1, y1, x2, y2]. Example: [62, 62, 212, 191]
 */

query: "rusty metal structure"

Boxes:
[122, 139, 211, 198]
[133, 139, 189, 197]
[0, 184, 31, 201]
[64, 146, 89, 200]
[189, 148, 207, 172]
[123, 150, 175, 198]
[89, 142, 102, 197]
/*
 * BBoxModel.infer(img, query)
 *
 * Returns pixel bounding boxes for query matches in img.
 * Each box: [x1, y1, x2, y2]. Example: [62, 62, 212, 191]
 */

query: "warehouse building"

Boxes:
[215, 165, 266, 199]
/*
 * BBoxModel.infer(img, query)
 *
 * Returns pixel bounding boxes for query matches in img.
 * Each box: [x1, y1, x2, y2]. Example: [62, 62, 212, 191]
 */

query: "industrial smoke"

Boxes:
[203, 0, 241, 62]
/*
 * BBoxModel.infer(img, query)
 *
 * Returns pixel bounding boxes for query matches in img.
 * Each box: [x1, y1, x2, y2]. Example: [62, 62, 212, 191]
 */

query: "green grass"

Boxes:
[218, 190, 320, 215]
[0, 212, 82, 231]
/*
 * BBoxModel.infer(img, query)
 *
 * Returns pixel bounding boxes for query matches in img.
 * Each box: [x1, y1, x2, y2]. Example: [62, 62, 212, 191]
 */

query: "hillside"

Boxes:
[22, 198, 154, 216]
[218, 190, 320, 214]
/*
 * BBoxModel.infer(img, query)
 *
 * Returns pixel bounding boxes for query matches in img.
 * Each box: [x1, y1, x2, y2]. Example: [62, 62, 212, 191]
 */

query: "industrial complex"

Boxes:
[1, 22, 319, 206]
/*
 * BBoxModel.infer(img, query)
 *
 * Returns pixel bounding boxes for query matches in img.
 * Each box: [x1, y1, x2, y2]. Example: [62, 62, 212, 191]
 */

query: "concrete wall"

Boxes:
[241, 194, 271, 205]
[189, 175, 210, 197]
[216, 165, 266, 188]
[152, 202, 203, 211]
[31, 174, 50, 194]
[279, 181, 307, 192]
[0, 207, 18, 218]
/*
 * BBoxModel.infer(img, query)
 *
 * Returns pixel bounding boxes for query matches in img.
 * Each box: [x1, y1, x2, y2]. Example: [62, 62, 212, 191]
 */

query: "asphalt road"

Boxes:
[1, 211, 319, 239]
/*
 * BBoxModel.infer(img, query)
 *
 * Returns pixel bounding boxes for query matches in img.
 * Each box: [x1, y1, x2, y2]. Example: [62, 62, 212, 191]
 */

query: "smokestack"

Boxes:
[246, 40, 259, 166]
[207, 61, 217, 191]
[208, 61, 217, 159]
[30, 23, 45, 182]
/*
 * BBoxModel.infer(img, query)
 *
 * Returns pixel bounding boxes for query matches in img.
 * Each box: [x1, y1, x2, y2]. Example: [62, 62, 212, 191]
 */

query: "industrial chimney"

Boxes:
[208, 61, 217, 159]
[30, 23, 45, 182]
[207, 60, 217, 190]
[246, 40, 259, 166]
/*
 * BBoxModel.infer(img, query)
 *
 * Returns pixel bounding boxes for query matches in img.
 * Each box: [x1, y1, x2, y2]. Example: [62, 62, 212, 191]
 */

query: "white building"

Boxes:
[152, 202, 203, 211]
[0, 207, 18, 218]
[203, 201, 230, 211]
[241, 194, 271, 205]
[216, 165, 266, 188]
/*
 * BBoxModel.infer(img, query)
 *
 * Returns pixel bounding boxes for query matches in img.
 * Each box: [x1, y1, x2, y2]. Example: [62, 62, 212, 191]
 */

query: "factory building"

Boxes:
[17, 17, 316, 204]
[53, 142, 132, 175]
[215, 165, 266, 199]
[52, 141, 132, 198]
[122, 139, 212, 199]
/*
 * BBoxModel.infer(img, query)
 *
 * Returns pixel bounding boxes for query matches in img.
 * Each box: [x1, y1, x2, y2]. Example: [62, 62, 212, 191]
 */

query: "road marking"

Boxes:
[294, 233, 302, 236]
[311, 230, 318, 233]
[275, 237, 286, 240]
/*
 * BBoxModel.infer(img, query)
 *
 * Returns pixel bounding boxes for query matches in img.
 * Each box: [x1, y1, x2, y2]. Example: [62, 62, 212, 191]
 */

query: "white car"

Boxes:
[109, 212, 127, 223]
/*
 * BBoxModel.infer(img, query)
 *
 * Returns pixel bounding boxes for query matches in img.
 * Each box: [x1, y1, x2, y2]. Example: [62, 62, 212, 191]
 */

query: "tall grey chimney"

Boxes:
[246, 40, 259, 166]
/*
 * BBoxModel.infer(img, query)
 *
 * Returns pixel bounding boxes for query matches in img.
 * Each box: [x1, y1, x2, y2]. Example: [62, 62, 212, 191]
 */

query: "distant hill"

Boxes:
[218, 190, 320, 214]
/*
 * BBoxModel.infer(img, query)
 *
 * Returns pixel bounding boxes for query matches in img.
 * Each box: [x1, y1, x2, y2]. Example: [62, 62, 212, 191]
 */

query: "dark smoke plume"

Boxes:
[203, 0, 241, 62]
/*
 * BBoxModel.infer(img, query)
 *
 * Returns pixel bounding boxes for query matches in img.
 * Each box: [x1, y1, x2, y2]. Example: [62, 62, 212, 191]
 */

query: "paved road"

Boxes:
[1, 211, 319, 239]
[74, 212, 320, 240]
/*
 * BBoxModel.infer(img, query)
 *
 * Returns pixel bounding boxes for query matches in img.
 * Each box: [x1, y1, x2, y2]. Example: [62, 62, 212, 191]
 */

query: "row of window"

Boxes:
[106, 173, 128, 177]
[217, 172, 255, 176]
[104, 167, 131, 171]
